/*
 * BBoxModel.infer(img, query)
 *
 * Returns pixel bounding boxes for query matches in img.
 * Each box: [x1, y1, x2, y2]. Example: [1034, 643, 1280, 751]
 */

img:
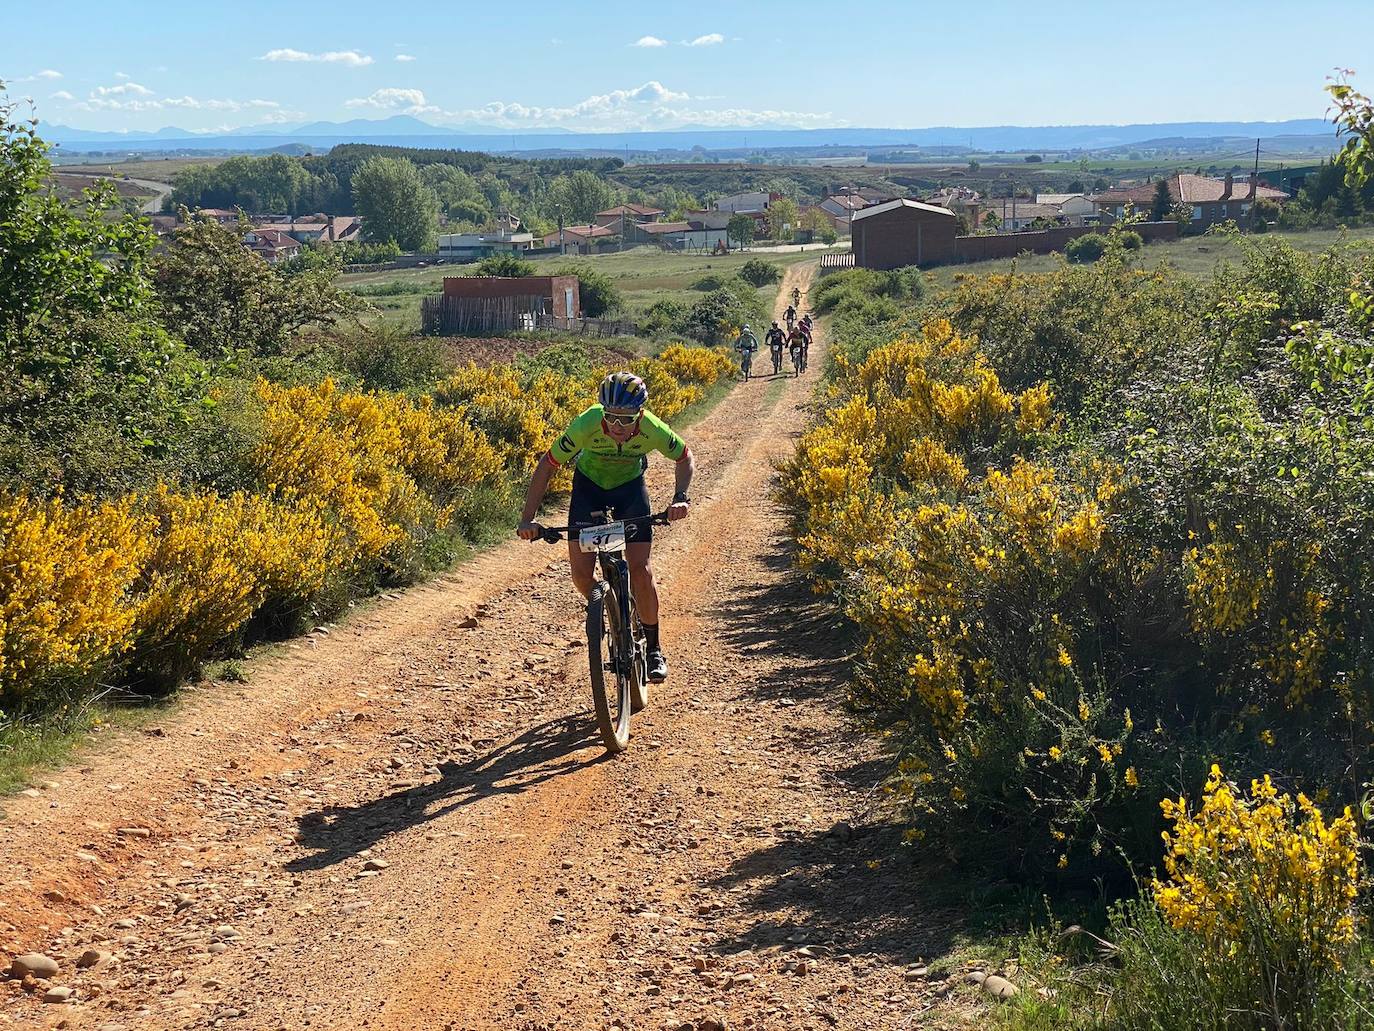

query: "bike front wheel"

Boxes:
[586, 584, 631, 753]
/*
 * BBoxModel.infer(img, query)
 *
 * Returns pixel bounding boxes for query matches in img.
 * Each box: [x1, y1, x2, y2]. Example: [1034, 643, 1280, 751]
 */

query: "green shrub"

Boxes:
[1064, 234, 1106, 262]
[473, 253, 535, 277]
[638, 298, 689, 337]
[1117, 229, 1143, 251]
[690, 273, 730, 291]
[554, 261, 622, 317]
[330, 323, 447, 393]
[738, 258, 782, 286]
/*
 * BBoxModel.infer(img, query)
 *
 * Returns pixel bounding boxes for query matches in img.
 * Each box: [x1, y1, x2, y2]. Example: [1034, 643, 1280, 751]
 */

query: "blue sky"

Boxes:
[3, 0, 1371, 133]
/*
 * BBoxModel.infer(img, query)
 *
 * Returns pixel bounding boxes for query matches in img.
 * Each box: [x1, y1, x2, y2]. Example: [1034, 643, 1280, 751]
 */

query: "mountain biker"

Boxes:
[788, 324, 809, 373]
[764, 321, 787, 373]
[798, 314, 814, 367]
[516, 372, 694, 683]
[784, 304, 797, 330]
[734, 324, 758, 375]
[791, 285, 801, 307]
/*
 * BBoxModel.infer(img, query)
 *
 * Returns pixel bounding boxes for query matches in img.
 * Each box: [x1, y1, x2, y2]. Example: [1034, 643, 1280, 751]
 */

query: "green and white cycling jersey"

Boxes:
[547, 405, 689, 490]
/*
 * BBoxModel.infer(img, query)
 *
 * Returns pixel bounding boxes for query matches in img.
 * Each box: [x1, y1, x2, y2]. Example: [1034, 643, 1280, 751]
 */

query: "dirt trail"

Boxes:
[1, 263, 960, 1031]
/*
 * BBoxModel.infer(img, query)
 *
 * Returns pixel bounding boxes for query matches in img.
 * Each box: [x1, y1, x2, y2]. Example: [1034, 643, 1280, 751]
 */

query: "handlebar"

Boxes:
[530, 509, 673, 544]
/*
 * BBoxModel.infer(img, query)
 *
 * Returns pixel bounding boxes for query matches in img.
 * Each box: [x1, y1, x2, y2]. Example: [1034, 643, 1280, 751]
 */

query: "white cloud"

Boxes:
[115, 71, 131, 80]
[395, 54, 416, 62]
[14, 69, 63, 82]
[259, 48, 373, 66]
[50, 90, 75, 101]
[434, 80, 834, 131]
[632, 35, 668, 47]
[685, 33, 724, 46]
[345, 87, 437, 114]
[78, 89, 285, 114]
[93, 81, 154, 97]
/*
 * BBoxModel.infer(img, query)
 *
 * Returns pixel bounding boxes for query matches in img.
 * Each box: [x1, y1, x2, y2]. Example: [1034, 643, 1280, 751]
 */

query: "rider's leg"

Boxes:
[568, 544, 597, 599]
[626, 541, 658, 625]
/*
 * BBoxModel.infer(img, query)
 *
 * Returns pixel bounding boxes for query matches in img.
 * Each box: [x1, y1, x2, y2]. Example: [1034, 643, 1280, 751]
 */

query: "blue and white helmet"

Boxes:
[599, 371, 648, 411]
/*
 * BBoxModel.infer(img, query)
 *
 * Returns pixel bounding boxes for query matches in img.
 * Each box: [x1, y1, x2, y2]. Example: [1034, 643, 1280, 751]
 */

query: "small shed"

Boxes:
[423, 275, 581, 334]
[851, 199, 957, 269]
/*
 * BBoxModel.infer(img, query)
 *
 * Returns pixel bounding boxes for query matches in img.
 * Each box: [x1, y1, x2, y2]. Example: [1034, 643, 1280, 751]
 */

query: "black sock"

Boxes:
[642, 622, 660, 652]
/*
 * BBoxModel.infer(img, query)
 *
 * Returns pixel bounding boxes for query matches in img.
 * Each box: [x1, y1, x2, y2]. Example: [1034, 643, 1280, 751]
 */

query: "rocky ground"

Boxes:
[1, 265, 997, 1030]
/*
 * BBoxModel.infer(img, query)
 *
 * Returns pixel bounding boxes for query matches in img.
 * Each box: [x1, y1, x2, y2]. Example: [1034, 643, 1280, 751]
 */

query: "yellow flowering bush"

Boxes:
[779, 319, 1143, 874]
[0, 496, 151, 701]
[1127, 766, 1367, 1027]
[1, 343, 732, 709]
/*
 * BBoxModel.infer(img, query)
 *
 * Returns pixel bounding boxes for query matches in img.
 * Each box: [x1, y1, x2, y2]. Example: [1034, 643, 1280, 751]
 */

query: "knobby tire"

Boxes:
[586, 582, 631, 753]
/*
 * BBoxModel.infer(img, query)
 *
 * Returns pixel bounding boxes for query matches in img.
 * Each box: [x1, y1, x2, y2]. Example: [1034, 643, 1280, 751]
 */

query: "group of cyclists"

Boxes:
[734, 284, 813, 378]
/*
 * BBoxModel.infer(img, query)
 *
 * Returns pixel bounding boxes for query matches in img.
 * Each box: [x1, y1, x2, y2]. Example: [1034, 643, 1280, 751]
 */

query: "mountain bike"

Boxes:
[791, 285, 801, 306]
[770, 344, 784, 375]
[533, 510, 670, 753]
[736, 346, 755, 381]
[790, 343, 805, 377]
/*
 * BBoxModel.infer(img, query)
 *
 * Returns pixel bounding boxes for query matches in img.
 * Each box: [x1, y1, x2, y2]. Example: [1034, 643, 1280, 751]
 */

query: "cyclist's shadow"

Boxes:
[286, 714, 602, 872]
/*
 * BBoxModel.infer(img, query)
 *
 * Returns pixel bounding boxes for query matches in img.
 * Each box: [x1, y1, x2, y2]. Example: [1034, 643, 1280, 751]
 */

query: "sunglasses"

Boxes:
[603, 412, 640, 427]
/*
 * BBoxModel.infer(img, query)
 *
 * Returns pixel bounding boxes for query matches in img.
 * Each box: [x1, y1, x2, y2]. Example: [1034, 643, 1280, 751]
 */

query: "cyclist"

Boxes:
[797, 313, 814, 369]
[516, 372, 693, 683]
[787, 325, 807, 374]
[784, 304, 797, 331]
[764, 321, 787, 374]
[791, 285, 801, 307]
[734, 324, 758, 378]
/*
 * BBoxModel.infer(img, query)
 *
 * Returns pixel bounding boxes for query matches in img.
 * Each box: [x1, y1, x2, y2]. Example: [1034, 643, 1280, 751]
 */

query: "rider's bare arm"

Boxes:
[669, 448, 695, 522]
[516, 453, 558, 539]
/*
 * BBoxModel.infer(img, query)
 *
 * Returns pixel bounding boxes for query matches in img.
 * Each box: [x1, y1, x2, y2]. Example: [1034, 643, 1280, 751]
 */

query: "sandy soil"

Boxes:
[0, 263, 967, 1031]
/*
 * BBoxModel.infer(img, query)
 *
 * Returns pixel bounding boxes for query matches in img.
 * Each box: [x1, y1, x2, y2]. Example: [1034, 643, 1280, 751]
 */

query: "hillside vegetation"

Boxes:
[786, 214, 1374, 1024]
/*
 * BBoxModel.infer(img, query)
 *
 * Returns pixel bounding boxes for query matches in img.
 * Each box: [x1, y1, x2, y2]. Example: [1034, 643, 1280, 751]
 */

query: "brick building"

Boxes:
[851, 199, 958, 269]
[441, 275, 580, 318]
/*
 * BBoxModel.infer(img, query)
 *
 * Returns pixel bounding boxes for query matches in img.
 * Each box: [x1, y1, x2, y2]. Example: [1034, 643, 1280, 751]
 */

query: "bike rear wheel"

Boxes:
[586, 583, 631, 753]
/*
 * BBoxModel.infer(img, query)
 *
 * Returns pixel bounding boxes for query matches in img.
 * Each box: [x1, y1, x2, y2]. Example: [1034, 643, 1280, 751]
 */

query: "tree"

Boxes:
[982, 210, 1001, 231]
[421, 163, 491, 225]
[543, 170, 617, 224]
[1149, 178, 1173, 222]
[727, 213, 756, 249]
[1024, 154, 1043, 163]
[555, 262, 622, 318]
[1328, 70, 1374, 187]
[351, 156, 439, 251]
[968, 160, 981, 173]
[800, 207, 833, 239]
[152, 211, 361, 360]
[1067, 179, 1086, 193]
[0, 90, 205, 494]
[766, 197, 799, 241]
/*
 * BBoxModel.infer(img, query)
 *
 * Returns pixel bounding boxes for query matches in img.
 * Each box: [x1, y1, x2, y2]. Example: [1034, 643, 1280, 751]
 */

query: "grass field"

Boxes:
[340, 245, 841, 330]
[47, 156, 216, 183]
[918, 225, 1374, 292]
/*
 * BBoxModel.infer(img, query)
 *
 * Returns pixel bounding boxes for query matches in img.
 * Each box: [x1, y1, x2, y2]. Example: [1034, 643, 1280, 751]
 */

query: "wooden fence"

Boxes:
[535, 314, 639, 337]
[421, 294, 544, 335]
[819, 251, 855, 270]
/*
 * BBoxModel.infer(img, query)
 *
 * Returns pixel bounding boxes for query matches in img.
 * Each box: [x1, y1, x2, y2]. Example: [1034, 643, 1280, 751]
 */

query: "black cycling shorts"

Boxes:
[569, 470, 654, 543]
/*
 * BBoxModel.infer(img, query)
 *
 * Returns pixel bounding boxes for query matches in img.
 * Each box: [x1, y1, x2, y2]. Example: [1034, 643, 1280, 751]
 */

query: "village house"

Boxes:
[437, 220, 535, 259]
[1095, 173, 1288, 230]
[251, 214, 363, 245]
[817, 193, 871, 232]
[592, 203, 665, 228]
[193, 207, 241, 225]
[540, 223, 619, 254]
[242, 228, 303, 264]
[625, 219, 730, 251]
[713, 190, 778, 214]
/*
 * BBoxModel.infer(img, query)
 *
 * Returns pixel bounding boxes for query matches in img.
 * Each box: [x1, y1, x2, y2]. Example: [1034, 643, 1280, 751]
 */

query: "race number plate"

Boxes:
[578, 521, 627, 553]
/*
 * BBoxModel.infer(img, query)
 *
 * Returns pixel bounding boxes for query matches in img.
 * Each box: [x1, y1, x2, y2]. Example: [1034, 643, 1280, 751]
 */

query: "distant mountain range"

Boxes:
[38, 115, 1338, 155]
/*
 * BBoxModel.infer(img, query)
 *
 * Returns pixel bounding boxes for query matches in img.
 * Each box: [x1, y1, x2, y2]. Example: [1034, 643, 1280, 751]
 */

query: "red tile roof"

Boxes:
[595, 203, 665, 217]
[638, 221, 693, 234]
[1097, 174, 1287, 207]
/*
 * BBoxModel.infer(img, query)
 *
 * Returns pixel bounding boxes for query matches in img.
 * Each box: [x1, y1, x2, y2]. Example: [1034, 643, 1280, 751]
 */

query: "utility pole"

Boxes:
[1253, 138, 1260, 179]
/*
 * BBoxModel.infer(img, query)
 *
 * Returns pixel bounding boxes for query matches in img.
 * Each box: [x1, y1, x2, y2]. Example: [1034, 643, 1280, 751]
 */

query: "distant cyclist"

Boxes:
[784, 304, 797, 331]
[734, 324, 758, 378]
[791, 285, 801, 307]
[764, 321, 787, 374]
[516, 372, 694, 683]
